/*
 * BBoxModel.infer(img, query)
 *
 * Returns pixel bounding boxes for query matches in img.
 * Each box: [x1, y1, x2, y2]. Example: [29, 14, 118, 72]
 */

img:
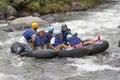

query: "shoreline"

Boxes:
[0, 0, 104, 15]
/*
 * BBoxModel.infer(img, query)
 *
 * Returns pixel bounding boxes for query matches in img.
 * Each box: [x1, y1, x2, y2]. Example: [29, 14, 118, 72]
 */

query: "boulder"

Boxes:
[118, 25, 120, 28]
[0, 25, 13, 32]
[0, 8, 6, 20]
[45, 17, 55, 23]
[32, 13, 41, 17]
[12, 0, 32, 4]
[17, 11, 30, 17]
[8, 16, 46, 29]
[5, 6, 18, 18]
[14, 23, 29, 30]
[7, 16, 16, 21]
[71, 2, 87, 11]
[118, 40, 120, 47]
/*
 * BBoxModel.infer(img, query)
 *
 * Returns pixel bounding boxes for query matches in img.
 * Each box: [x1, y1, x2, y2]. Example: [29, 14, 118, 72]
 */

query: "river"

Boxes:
[0, 1, 120, 80]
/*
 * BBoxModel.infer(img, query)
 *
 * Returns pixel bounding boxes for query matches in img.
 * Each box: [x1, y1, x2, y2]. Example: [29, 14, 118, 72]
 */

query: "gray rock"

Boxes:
[7, 16, 16, 21]
[0, 26, 13, 32]
[118, 40, 120, 47]
[14, 23, 29, 30]
[5, 5, 18, 18]
[8, 16, 46, 30]
[12, 0, 32, 4]
[45, 17, 55, 23]
[32, 13, 40, 17]
[18, 11, 30, 17]
[3, 28, 13, 32]
[0, 8, 6, 20]
[118, 25, 120, 28]
[71, 2, 87, 11]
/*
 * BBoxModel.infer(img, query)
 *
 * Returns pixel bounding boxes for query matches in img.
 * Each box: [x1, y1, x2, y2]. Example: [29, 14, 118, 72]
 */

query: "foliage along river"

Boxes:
[0, 1, 120, 80]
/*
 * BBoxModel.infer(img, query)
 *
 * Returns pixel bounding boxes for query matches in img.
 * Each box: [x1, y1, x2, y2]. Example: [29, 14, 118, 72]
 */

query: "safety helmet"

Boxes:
[67, 34, 73, 39]
[53, 30, 61, 36]
[61, 23, 67, 28]
[72, 32, 77, 36]
[36, 28, 44, 33]
[31, 23, 39, 29]
[48, 26, 54, 32]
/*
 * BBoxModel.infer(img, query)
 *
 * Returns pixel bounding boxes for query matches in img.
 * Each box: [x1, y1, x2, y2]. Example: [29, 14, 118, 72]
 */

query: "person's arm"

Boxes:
[31, 41, 35, 50]
[49, 44, 56, 50]
[31, 34, 36, 50]
[49, 37, 57, 50]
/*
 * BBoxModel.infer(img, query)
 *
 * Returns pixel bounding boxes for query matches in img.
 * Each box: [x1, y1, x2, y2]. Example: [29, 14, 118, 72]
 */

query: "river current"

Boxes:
[0, 1, 120, 80]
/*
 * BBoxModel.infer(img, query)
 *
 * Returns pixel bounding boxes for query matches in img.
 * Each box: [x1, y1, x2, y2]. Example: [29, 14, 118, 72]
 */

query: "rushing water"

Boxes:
[0, 1, 120, 80]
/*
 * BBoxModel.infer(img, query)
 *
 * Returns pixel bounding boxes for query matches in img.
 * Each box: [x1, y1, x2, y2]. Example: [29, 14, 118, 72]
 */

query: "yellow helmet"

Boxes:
[31, 23, 39, 29]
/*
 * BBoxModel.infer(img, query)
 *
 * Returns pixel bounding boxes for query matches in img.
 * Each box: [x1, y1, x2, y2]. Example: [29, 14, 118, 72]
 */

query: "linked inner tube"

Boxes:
[11, 40, 109, 59]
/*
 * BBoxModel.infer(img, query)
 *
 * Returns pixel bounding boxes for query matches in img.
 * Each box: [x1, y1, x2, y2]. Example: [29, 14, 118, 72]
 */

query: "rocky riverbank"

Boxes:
[0, 0, 105, 20]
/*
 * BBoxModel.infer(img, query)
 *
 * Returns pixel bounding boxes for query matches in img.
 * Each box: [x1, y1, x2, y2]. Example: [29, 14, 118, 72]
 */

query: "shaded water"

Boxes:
[0, 1, 120, 80]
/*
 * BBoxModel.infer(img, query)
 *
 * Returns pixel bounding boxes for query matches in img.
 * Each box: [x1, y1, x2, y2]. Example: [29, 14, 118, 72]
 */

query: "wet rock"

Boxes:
[8, 16, 46, 29]
[32, 13, 40, 17]
[12, 0, 32, 5]
[0, 8, 6, 20]
[71, 2, 87, 11]
[7, 16, 16, 21]
[17, 11, 30, 17]
[0, 26, 13, 32]
[118, 40, 120, 47]
[13, 23, 29, 30]
[5, 5, 18, 18]
[118, 25, 120, 28]
[45, 17, 55, 23]
[2, 28, 13, 32]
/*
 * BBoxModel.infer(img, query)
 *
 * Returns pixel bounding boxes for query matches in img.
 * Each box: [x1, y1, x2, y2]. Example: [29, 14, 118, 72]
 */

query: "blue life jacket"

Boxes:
[35, 34, 46, 47]
[23, 28, 35, 42]
[74, 36, 83, 44]
[67, 38, 77, 46]
[46, 31, 53, 43]
[61, 29, 70, 43]
[54, 36, 63, 47]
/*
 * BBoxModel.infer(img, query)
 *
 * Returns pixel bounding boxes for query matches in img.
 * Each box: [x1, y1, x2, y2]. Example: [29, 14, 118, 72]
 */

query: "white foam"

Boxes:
[68, 58, 120, 72]
[0, 23, 8, 27]
[5, 37, 20, 45]
[0, 73, 23, 80]
[51, 3, 120, 35]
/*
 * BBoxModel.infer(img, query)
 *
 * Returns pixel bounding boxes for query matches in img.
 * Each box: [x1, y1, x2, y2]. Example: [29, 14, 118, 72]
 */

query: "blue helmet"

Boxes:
[48, 26, 54, 32]
[53, 30, 61, 36]
[67, 34, 73, 39]
[72, 32, 77, 36]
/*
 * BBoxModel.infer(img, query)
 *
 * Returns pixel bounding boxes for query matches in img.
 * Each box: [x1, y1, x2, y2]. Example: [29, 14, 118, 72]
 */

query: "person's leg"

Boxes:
[62, 44, 71, 49]
[35, 46, 42, 50]
[83, 40, 95, 45]
[55, 44, 64, 51]
[83, 36, 101, 45]
[43, 45, 47, 49]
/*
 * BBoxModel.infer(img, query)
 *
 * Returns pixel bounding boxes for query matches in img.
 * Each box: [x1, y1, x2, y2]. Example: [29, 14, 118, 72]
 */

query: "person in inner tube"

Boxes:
[49, 30, 71, 51]
[23, 22, 39, 49]
[46, 26, 54, 48]
[34, 29, 47, 50]
[67, 34, 83, 48]
[61, 23, 71, 44]
[67, 32, 101, 48]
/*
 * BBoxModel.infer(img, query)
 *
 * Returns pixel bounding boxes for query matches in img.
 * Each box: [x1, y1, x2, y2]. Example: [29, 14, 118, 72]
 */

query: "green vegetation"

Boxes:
[0, 0, 104, 14]
[0, 0, 9, 8]
[80, 0, 104, 8]
[26, 0, 104, 14]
